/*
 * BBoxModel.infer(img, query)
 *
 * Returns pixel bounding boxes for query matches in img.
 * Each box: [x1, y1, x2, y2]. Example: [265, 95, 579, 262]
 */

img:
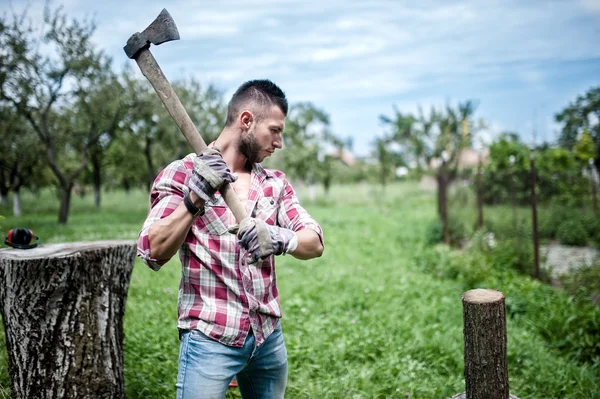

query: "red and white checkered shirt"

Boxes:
[137, 153, 323, 347]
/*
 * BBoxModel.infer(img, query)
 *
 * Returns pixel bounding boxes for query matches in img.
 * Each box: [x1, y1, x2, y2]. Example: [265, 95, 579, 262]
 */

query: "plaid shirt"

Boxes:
[137, 153, 323, 347]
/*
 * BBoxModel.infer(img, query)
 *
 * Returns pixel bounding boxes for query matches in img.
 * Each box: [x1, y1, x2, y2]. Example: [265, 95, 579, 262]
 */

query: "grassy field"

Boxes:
[0, 183, 598, 398]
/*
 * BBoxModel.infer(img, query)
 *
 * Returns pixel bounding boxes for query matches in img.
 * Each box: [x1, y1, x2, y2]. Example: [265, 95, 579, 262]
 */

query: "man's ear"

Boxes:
[240, 111, 253, 131]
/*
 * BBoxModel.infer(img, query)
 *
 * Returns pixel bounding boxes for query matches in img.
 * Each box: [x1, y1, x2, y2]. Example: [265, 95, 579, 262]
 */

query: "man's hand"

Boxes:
[189, 148, 237, 202]
[229, 218, 298, 264]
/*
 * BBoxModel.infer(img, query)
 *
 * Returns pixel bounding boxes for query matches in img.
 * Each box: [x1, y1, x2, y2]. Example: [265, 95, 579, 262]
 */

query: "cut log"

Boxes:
[0, 240, 136, 399]
[459, 289, 512, 399]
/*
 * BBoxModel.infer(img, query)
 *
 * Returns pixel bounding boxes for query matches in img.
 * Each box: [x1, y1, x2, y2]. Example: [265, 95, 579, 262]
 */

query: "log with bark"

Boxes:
[451, 289, 519, 399]
[0, 240, 136, 399]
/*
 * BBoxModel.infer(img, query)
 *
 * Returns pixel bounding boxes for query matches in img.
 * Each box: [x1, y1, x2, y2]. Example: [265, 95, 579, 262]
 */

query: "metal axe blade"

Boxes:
[123, 9, 180, 59]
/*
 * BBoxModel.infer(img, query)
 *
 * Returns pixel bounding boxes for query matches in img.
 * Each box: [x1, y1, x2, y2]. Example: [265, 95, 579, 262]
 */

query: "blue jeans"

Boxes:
[176, 324, 288, 399]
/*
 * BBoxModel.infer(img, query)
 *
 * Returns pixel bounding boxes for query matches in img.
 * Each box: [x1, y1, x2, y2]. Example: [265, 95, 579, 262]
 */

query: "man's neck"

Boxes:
[213, 128, 250, 174]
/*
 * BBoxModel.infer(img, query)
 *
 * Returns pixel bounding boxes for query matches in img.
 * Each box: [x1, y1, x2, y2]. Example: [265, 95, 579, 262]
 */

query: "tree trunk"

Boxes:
[308, 182, 316, 201]
[0, 240, 136, 399]
[323, 175, 331, 196]
[456, 289, 515, 399]
[145, 137, 155, 191]
[590, 163, 598, 215]
[529, 151, 539, 279]
[477, 154, 483, 229]
[0, 169, 9, 206]
[437, 170, 449, 244]
[122, 179, 130, 195]
[92, 153, 102, 208]
[12, 189, 21, 217]
[58, 184, 73, 225]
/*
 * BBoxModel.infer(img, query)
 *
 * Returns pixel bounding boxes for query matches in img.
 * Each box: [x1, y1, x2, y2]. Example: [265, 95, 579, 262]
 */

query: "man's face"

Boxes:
[239, 104, 285, 164]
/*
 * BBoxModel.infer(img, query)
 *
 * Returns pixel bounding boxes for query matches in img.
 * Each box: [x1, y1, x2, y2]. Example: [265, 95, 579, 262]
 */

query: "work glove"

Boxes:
[189, 148, 237, 202]
[229, 218, 298, 264]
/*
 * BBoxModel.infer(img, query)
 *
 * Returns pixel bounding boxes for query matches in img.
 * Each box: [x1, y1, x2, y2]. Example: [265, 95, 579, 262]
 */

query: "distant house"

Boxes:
[330, 149, 356, 166]
[429, 148, 489, 170]
[457, 148, 489, 169]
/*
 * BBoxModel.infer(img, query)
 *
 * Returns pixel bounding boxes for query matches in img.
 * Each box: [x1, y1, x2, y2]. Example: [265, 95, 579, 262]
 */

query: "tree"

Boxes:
[381, 101, 478, 244]
[372, 136, 394, 190]
[120, 76, 226, 190]
[0, 107, 44, 216]
[482, 133, 530, 205]
[77, 67, 129, 208]
[573, 128, 596, 165]
[1, 7, 118, 223]
[556, 87, 600, 172]
[279, 102, 328, 183]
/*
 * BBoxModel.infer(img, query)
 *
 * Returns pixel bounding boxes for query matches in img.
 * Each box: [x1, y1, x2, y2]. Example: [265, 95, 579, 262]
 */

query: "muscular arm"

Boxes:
[147, 192, 206, 261]
[289, 229, 324, 260]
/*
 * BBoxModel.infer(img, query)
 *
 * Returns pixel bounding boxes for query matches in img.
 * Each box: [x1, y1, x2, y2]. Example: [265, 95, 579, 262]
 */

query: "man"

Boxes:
[137, 79, 324, 399]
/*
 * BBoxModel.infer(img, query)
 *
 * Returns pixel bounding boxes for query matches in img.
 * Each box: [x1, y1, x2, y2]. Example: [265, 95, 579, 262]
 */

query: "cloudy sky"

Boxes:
[5, 0, 600, 155]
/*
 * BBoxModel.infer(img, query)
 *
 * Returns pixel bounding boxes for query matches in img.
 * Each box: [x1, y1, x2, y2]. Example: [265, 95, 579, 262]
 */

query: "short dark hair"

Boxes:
[225, 80, 288, 126]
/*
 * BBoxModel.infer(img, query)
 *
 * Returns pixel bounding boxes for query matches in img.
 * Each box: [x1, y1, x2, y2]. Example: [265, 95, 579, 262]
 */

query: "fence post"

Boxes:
[530, 148, 540, 279]
[450, 289, 519, 399]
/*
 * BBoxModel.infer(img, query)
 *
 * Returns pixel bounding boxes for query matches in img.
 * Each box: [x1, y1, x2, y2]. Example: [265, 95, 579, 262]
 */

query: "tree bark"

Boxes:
[58, 184, 73, 225]
[437, 170, 449, 244]
[12, 189, 21, 217]
[0, 240, 136, 399]
[0, 168, 9, 206]
[460, 289, 511, 399]
[144, 136, 155, 191]
[477, 154, 483, 229]
[92, 152, 102, 208]
[529, 151, 539, 279]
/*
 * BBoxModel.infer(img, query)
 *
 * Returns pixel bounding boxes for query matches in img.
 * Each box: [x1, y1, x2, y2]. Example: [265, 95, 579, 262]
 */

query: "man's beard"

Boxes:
[239, 131, 263, 164]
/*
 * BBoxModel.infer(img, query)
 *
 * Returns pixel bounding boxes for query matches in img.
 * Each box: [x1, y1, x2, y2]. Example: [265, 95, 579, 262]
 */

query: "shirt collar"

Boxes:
[252, 162, 276, 182]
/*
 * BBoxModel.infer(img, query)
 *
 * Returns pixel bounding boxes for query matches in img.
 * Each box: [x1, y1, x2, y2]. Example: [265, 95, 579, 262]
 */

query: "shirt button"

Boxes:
[270, 199, 274, 205]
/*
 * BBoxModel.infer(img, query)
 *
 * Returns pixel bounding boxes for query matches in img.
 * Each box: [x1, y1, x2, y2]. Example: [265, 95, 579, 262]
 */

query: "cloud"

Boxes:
[579, 0, 600, 13]
[3, 0, 598, 155]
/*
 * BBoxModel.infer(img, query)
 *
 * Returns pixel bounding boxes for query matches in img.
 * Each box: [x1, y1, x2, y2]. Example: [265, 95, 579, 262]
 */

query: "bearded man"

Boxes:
[137, 79, 324, 399]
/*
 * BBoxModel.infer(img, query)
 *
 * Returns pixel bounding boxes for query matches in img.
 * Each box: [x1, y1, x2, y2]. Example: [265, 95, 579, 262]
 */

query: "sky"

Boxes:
[4, 0, 600, 156]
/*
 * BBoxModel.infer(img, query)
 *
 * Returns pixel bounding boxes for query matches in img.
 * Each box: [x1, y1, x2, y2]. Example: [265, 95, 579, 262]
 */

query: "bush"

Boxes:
[414, 240, 600, 367]
[425, 219, 444, 245]
[560, 264, 600, 306]
[582, 212, 600, 238]
[424, 217, 466, 247]
[538, 205, 581, 240]
[557, 220, 589, 246]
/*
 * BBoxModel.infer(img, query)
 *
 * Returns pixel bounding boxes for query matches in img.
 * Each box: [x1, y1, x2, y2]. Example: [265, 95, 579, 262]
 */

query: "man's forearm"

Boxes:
[148, 193, 205, 261]
[290, 229, 324, 260]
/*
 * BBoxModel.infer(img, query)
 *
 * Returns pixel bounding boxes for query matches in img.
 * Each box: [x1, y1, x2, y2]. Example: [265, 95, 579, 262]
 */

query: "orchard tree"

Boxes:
[556, 86, 600, 172]
[280, 102, 327, 183]
[0, 7, 119, 223]
[381, 101, 479, 244]
[122, 76, 226, 190]
[0, 107, 44, 216]
[77, 66, 129, 207]
[372, 136, 395, 190]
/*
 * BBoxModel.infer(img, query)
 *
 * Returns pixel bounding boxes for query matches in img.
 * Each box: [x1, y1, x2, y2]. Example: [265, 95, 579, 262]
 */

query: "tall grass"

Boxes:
[0, 183, 598, 398]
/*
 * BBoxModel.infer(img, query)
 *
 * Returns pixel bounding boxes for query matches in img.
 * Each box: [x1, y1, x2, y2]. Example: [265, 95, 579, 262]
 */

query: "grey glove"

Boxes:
[189, 148, 237, 202]
[229, 218, 298, 264]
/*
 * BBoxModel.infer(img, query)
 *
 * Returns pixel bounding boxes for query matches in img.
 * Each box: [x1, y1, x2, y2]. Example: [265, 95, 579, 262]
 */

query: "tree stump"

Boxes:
[454, 289, 517, 399]
[0, 241, 136, 399]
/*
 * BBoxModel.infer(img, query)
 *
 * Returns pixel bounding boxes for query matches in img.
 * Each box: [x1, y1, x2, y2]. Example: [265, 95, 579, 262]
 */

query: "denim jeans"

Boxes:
[176, 324, 288, 399]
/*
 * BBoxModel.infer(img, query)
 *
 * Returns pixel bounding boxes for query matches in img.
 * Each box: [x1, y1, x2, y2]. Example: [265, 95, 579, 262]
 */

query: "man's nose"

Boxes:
[273, 134, 283, 149]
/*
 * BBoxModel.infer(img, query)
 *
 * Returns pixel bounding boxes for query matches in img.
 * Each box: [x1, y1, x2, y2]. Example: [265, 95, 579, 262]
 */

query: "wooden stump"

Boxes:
[458, 289, 512, 399]
[0, 241, 136, 399]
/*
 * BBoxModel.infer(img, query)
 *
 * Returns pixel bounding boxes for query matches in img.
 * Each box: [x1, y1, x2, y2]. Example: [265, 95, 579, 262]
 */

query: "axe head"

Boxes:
[124, 9, 180, 59]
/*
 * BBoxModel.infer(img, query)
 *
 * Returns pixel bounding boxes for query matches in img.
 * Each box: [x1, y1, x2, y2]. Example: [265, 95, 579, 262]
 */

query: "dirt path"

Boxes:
[541, 244, 599, 277]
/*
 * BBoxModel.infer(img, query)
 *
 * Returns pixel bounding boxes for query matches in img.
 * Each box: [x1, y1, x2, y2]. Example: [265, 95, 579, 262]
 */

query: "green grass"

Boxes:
[0, 183, 598, 398]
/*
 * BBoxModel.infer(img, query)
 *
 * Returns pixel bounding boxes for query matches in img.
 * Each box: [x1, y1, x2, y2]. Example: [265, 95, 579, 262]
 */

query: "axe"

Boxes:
[124, 9, 246, 223]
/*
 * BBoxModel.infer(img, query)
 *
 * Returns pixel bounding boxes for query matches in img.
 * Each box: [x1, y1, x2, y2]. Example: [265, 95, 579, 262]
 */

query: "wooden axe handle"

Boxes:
[134, 49, 247, 223]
